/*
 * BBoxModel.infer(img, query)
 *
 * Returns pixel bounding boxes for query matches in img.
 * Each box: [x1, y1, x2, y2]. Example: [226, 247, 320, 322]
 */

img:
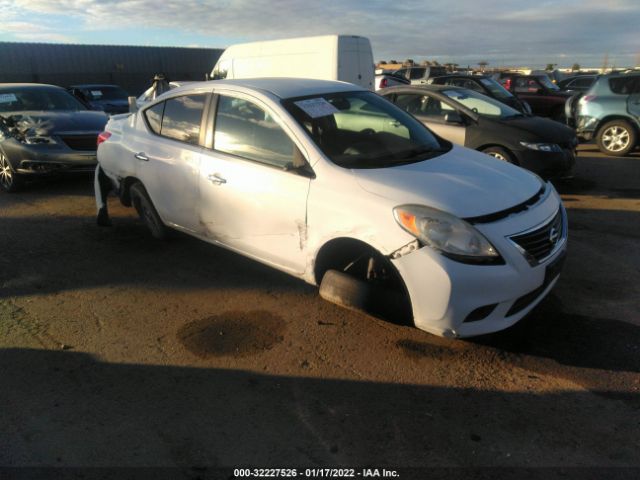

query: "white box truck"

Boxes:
[210, 35, 375, 90]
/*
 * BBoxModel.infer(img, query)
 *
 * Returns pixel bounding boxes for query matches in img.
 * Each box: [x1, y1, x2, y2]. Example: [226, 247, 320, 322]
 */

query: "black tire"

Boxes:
[596, 120, 637, 156]
[319, 269, 412, 324]
[0, 152, 24, 193]
[320, 269, 377, 312]
[129, 182, 167, 239]
[482, 146, 517, 164]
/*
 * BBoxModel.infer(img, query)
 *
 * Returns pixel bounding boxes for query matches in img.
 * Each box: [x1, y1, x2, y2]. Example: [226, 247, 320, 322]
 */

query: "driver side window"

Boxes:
[213, 95, 298, 169]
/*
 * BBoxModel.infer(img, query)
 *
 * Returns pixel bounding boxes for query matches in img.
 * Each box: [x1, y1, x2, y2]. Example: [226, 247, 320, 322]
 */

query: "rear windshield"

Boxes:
[0, 87, 87, 112]
[283, 91, 449, 169]
[81, 86, 129, 101]
[479, 78, 515, 100]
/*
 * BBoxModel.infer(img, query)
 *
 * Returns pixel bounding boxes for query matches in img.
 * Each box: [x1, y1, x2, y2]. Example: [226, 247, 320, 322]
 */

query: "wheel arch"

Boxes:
[478, 144, 519, 164]
[119, 176, 142, 207]
[594, 115, 640, 138]
[312, 235, 414, 324]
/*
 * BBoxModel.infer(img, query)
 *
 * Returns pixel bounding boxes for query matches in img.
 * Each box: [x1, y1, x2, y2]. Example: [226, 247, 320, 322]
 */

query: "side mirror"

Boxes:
[444, 111, 464, 124]
[128, 96, 138, 114]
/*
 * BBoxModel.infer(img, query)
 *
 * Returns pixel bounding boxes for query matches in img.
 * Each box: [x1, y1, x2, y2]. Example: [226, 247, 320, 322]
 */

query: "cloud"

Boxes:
[7, 0, 640, 66]
[0, 21, 75, 43]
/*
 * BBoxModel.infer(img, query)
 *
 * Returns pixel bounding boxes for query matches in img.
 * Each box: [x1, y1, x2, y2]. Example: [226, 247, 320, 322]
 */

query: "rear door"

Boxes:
[198, 92, 311, 274]
[627, 76, 640, 121]
[392, 92, 466, 145]
[135, 93, 209, 232]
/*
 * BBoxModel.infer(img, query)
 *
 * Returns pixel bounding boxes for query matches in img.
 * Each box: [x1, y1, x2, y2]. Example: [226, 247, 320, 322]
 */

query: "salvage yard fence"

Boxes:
[0, 42, 223, 95]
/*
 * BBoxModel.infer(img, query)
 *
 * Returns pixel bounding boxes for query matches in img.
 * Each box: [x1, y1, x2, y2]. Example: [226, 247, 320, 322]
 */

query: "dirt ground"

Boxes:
[1, 145, 639, 477]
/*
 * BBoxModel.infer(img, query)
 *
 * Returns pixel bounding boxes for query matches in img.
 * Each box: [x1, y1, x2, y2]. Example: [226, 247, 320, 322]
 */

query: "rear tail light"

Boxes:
[380, 77, 388, 89]
[97, 131, 112, 146]
[582, 95, 597, 103]
[504, 78, 512, 90]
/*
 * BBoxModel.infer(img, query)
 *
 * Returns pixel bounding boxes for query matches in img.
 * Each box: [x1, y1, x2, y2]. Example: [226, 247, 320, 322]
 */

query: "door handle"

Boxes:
[207, 173, 227, 185]
[389, 120, 401, 127]
[134, 152, 149, 161]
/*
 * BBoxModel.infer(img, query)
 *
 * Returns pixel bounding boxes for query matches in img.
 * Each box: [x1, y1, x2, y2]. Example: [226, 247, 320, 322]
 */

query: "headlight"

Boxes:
[520, 142, 561, 152]
[393, 205, 502, 264]
[24, 136, 57, 145]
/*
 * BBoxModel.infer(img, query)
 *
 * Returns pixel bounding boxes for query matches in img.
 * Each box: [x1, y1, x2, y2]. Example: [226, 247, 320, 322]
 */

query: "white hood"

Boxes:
[353, 145, 542, 219]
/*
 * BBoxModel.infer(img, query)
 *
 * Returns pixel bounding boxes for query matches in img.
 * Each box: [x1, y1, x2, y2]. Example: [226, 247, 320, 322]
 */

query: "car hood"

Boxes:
[353, 145, 542, 219]
[1, 111, 108, 136]
[499, 115, 576, 143]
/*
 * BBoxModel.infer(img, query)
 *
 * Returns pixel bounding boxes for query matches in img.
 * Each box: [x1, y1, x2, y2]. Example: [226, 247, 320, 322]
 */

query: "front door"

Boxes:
[392, 92, 467, 146]
[198, 93, 311, 274]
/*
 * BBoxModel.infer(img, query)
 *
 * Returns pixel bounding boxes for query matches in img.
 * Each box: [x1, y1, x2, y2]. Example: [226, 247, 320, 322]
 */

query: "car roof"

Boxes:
[69, 84, 121, 88]
[381, 84, 465, 94]
[0, 83, 64, 90]
[171, 78, 366, 100]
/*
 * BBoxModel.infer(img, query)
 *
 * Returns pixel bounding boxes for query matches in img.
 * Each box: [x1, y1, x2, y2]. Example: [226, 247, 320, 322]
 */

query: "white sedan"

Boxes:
[96, 78, 567, 338]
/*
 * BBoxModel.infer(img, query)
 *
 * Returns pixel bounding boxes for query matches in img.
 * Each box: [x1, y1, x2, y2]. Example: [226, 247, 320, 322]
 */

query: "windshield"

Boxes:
[283, 91, 448, 169]
[441, 89, 522, 119]
[536, 75, 560, 91]
[479, 78, 515, 100]
[81, 86, 129, 101]
[0, 87, 87, 112]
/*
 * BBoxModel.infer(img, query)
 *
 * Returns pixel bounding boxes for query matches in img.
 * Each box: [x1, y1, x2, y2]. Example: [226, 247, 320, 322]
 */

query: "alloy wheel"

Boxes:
[602, 126, 630, 153]
[0, 153, 14, 190]
[488, 152, 507, 161]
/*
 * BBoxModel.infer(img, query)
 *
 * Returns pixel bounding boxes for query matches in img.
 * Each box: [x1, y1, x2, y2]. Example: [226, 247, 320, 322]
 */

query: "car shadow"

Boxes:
[1, 347, 639, 471]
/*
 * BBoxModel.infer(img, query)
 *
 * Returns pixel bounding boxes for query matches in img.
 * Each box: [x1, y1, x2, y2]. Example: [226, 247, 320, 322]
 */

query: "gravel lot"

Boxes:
[1, 144, 639, 476]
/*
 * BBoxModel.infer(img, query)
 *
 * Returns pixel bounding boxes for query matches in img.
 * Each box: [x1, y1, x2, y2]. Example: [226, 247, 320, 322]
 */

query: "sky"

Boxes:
[1, 0, 639, 68]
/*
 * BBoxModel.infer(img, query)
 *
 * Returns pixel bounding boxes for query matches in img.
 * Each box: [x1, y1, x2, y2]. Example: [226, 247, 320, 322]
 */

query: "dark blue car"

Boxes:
[67, 84, 130, 115]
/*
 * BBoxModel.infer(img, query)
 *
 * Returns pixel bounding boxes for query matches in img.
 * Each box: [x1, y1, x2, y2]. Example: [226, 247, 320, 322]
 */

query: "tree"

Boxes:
[405, 59, 415, 65]
[545, 63, 557, 71]
[571, 63, 581, 71]
[478, 61, 488, 72]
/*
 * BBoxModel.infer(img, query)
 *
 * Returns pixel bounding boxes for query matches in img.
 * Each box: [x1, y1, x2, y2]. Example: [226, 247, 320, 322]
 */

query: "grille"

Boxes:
[509, 209, 564, 265]
[61, 135, 98, 151]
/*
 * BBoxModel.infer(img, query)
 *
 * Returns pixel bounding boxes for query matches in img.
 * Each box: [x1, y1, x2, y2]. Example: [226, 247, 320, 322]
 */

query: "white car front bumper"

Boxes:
[391, 198, 567, 338]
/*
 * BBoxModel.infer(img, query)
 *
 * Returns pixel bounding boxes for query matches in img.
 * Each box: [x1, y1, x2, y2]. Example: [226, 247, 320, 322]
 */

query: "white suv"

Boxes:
[96, 78, 567, 338]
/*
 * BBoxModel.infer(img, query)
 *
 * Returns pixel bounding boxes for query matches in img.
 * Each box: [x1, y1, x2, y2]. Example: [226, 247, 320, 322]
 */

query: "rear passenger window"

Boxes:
[145, 102, 164, 134]
[213, 95, 297, 169]
[161, 94, 207, 145]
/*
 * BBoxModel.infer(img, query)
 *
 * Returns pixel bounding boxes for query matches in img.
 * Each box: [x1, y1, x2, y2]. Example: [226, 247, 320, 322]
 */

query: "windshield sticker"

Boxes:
[294, 98, 339, 119]
[444, 90, 467, 100]
[0, 93, 18, 104]
[90, 90, 103, 97]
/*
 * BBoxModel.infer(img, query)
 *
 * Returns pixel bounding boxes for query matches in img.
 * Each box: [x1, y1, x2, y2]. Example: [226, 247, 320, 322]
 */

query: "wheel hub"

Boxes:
[0, 154, 13, 188]
[602, 126, 630, 152]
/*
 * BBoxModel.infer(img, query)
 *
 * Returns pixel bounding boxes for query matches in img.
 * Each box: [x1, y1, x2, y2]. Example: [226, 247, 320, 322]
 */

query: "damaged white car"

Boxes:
[96, 78, 567, 338]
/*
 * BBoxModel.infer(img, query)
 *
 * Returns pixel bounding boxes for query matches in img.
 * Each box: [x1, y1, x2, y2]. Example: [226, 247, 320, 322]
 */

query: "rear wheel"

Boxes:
[0, 152, 23, 193]
[482, 146, 516, 164]
[597, 120, 636, 156]
[129, 182, 167, 239]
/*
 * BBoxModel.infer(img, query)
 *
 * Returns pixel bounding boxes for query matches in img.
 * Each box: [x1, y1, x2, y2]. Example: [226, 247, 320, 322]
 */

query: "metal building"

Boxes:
[0, 42, 223, 95]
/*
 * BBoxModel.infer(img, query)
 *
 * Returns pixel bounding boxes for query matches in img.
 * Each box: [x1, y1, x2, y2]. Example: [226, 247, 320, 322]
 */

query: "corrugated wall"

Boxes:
[0, 43, 224, 95]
